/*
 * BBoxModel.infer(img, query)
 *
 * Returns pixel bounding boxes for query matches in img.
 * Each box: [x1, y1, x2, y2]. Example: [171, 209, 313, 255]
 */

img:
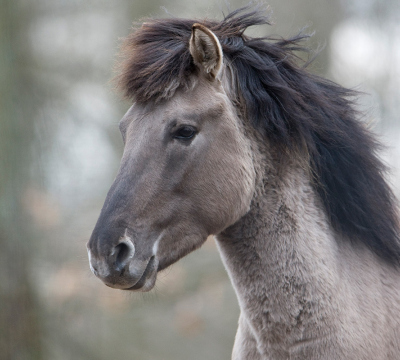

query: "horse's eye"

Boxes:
[174, 126, 197, 140]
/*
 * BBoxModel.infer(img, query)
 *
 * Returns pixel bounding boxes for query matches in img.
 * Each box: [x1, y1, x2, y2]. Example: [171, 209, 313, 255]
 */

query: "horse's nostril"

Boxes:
[113, 239, 135, 272]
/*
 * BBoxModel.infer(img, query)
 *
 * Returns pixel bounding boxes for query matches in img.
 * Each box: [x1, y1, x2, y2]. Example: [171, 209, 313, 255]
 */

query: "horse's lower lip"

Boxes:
[126, 256, 157, 291]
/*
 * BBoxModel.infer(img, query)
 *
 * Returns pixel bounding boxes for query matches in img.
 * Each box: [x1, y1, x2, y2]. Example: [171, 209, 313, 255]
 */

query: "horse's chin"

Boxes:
[124, 256, 159, 292]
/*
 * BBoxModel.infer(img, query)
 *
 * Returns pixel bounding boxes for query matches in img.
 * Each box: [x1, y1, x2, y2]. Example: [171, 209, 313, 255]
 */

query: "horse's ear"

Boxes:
[189, 23, 223, 79]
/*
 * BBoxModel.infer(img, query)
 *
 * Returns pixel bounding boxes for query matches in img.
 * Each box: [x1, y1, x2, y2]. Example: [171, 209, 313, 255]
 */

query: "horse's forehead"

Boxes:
[127, 81, 227, 124]
[167, 80, 225, 111]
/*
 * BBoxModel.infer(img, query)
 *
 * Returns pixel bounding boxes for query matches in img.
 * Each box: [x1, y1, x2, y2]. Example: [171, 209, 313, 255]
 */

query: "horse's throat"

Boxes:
[216, 168, 339, 349]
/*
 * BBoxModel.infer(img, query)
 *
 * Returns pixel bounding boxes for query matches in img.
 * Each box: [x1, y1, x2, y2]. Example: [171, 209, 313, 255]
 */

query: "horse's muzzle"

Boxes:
[87, 236, 158, 291]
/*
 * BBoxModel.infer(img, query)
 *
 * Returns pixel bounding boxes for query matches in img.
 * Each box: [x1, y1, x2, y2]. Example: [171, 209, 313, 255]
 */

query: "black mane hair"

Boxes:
[115, 7, 400, 264]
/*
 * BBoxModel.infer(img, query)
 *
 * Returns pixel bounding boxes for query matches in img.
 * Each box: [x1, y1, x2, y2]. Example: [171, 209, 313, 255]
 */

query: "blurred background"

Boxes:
[1, 0, 399, 359]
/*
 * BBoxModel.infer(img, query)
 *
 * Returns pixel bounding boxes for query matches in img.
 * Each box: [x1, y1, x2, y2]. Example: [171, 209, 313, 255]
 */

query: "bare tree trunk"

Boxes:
[0, 1, 43, 359]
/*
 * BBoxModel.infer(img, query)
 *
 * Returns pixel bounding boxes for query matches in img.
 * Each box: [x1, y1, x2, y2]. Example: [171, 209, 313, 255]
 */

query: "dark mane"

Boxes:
[115, 7, 400, 264]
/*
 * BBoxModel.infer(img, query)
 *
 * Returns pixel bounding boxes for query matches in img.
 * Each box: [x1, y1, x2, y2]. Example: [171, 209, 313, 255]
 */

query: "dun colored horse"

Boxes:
[87, 8, 400, 359]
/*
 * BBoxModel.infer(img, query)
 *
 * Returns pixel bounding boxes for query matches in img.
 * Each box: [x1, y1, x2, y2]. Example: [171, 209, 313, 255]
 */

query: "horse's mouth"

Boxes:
[126, 256, 158, 292]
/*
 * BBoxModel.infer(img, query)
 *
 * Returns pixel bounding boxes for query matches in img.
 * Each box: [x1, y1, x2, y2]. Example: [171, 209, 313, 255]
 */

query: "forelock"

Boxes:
[114, 7, 271, 103]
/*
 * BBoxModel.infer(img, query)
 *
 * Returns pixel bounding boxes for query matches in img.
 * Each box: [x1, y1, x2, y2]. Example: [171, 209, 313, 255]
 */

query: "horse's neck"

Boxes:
[216, 159, 341, 348]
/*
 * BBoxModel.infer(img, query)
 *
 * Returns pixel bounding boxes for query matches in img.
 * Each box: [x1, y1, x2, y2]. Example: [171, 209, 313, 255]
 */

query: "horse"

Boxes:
[87, 8, 400, 359]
